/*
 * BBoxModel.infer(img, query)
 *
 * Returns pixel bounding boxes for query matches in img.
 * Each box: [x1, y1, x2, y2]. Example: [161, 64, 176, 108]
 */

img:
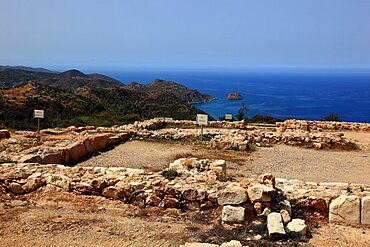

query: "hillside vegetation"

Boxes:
[0, 67, 214, 129]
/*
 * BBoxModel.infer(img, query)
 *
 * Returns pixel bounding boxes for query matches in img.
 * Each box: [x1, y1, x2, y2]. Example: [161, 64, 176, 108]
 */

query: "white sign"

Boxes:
[225, 114, 233, 120]
[34, 109, 44, 119]
[196, 114, 208, 126]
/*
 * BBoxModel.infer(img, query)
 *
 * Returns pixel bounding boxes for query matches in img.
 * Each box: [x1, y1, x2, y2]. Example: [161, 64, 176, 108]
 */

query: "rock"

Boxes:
[159, 195, 180, 208]
[18, 154, 42, 164]
[146, 194, 162, 207]
[73, 183, 95, 195]
[46, 175, 71, 191]
[286, 219, 307, 237]
[280, 209, 291, 224]
[210, 160, 226, 175]
[329, 195, 361, 224]
[67, 142, 87, 162]
[182, 243, 219, 247]
[183, 188, 198, 201]
[9, 182, 24, 194]
[221, 205, 245, 223]
[279, 200, 292, 216]
[90, 179, 107, 190]
[254, 202, 263, 214]
[41, 152, 63, 164]
[220, 240, 242, 247]
[227, 92, 242, 100]
[247, 184, 276, 202]
[267, 212, 286, 238]
[102, 186, 122, 199]
[258, 173, 276, 187]
[184, 202, 200, 211]
[23, 176, 45, 192]
[84, 134, 110, 153]
[361, 196, 370, 225]
[261, 207, 272, 217]
[217, 186, 247, 205]
[0, 129, 10, 139]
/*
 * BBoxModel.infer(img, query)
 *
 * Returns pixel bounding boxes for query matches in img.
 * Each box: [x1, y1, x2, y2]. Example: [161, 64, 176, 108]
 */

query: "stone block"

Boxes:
[329, 195, 360, 224]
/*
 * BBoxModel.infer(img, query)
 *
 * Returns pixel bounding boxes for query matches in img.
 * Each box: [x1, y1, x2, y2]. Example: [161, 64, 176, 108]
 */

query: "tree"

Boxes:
[235, 102, 249, 121]
[324, 113, 340, 122]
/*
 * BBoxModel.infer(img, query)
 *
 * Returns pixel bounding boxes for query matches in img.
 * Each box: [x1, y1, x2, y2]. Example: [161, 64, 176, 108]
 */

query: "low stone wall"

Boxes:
[1, 158, 369, 228]
[277, 119, 370, 132]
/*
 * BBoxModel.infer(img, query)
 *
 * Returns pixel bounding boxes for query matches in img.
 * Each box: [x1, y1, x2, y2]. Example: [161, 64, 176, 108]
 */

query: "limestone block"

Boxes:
[361, 196, 370, 225]
[267, 212, 286, 237]
[217, 186, 247, 205]
[247, 184, 276, 202]
[329, 195, 360, 224]
[286, 219, 307, 237]
[222, 205, 245, 223]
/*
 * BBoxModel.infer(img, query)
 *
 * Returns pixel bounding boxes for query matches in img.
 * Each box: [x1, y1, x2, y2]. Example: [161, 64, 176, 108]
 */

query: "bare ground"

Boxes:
[79, 132, 370, 184]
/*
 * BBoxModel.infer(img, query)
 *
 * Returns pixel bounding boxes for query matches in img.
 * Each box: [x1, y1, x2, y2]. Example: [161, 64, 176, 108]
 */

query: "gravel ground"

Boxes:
[79, 136, 370, 184]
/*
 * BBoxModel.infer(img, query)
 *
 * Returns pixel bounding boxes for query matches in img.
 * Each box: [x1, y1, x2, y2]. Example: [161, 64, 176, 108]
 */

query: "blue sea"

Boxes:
[88, 69, 370, 123]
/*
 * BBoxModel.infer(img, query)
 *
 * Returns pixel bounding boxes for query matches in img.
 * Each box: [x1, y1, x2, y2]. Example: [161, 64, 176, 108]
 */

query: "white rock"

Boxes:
[247, 184, 276, 202]
[329, 195, 360, 224]
[217, 186, 247, 205]
[286, 219, 307, 237]
[361, 196, 370, 225]
[45, 174, 71, 191]
[280, 209, 291, 224]
[220, 240, 242, 247]
[222, 205, 245, 223]
[267, 212, 286, 237]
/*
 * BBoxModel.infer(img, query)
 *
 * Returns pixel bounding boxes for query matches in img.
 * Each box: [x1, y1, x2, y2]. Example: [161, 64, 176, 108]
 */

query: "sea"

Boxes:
[88, 69, 370, 123]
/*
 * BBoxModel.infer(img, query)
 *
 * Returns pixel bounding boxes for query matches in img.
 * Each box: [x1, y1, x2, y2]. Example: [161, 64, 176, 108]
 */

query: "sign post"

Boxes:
[225, 113, 233, 121]
[34, 109, 44, 132]
[196, 114, 208, 141]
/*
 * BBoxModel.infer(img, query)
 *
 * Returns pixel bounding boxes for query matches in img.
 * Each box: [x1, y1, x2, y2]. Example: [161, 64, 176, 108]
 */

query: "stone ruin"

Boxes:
[1, 118, 369, 245]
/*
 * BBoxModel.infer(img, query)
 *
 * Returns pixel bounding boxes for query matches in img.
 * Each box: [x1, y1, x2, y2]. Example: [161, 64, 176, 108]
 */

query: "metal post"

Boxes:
[37, 118, 40, 132]
[200, 125, 203, 142]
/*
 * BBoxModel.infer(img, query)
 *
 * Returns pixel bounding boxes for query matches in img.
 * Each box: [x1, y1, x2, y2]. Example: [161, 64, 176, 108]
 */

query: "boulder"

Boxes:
[159, 195, 180, 208]
[286, 219, 307, 237]
[9, 182, 24, 194]
[146, 194, 162, 207]
[361, 196, 370, 225]
[220, 240, 242, 247]
[23, 175, 45, 192]
[247, 184, 276, 202]
[102, 186, 122, 199]
[221, 205, 245, 223]
[0, 129, 10, 139]
[67, 142, 87, 162]
[84, 134, 110, 153]
[267, 212, 286, 238]
[46, 174, 71, 191]
[73, 182, 95, 195]
[329, 195, 360, 224]
[217, 186, 247, 205]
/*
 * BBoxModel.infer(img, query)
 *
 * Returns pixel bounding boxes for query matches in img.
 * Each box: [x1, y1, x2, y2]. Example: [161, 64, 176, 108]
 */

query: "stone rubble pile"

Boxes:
[277, 119, 370, 132]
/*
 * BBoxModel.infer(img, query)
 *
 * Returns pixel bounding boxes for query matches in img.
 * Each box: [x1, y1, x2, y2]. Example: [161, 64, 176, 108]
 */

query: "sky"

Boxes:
[1, 0, 370, 71]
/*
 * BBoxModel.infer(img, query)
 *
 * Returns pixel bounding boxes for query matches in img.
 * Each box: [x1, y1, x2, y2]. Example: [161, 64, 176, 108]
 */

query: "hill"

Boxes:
[124, 79, 216, 103]
[0, 82, 212, 130]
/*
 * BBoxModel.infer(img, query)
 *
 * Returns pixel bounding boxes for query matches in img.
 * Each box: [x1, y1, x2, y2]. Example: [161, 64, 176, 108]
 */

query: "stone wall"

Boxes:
[277, 119, 370, 132]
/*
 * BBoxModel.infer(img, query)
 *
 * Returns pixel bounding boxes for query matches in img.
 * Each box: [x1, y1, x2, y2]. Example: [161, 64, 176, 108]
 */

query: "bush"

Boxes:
[324, 113, 340, 121]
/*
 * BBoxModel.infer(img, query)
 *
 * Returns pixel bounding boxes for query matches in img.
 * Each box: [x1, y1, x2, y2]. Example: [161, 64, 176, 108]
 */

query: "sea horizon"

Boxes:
[84, 68, 370, 123]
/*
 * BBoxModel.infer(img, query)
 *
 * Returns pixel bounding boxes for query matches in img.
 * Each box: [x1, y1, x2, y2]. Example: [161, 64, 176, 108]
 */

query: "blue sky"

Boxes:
[1, 0, 370, 71]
